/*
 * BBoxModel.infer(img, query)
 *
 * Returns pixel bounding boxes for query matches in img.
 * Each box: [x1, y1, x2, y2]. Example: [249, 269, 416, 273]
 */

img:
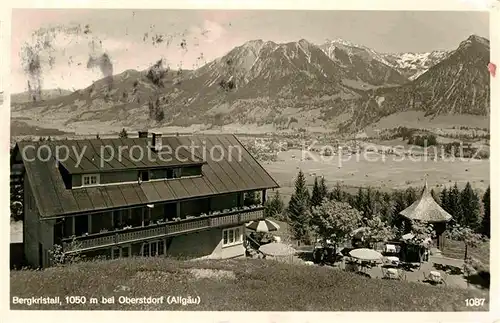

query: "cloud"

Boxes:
[12, 19, 233, 93]
[13, 24, 140, 93]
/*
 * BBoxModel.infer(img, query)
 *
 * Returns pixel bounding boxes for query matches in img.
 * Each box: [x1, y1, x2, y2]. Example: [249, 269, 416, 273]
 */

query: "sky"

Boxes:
[10, 9, 490, 93]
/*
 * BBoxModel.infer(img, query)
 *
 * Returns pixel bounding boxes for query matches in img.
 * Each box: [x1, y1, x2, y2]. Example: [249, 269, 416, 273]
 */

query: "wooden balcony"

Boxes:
[63, 207, 265, 252]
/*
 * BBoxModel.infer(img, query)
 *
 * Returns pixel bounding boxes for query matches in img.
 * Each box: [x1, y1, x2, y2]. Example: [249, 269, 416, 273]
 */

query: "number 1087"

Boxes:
[465, 298, 485, 306]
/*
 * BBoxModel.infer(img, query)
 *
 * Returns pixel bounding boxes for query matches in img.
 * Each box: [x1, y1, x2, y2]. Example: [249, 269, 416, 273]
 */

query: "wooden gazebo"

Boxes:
[399, 181, 452, 250]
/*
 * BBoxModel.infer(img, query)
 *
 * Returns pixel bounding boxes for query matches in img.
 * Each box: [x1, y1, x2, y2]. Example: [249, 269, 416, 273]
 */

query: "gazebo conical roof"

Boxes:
[399, 181, 452, 223]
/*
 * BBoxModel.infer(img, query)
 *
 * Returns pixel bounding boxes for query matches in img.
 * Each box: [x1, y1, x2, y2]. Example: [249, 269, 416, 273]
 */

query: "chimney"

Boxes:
[138, 131, 148, 138]
[151, 132, 162, 151]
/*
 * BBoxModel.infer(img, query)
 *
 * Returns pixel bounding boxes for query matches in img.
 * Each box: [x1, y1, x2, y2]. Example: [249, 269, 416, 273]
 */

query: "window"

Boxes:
[141, 240, 165, 257]
[139, 171, 150, 181]
[112, 248, 119, 259]
[158, 240, 165, 255]
[150, 169, 167, 180]
[142, 243, 150, 257]
[166, 168, 181, 179]
[82, 174, 100, 186]
[111, 246, 131, 259]
[182, 166, 202, 177]
[222, 227, 243, 247]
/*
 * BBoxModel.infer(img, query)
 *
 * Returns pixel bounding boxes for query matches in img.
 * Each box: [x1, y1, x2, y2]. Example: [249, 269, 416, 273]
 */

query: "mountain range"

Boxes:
[11, 89, 73, 104]
[11, 34, 490, 133]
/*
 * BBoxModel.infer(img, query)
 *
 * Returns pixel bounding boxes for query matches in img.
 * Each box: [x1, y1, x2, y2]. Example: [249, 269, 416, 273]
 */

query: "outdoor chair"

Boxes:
[355, 271, 372, 278]
[383, 256, 400, 267]
[382, 268, 398, 280]
[384, 244, 397, 254]
[344, 260, 359, 273]
[423, 271, 447, 285]
[382, 268, 406, 281]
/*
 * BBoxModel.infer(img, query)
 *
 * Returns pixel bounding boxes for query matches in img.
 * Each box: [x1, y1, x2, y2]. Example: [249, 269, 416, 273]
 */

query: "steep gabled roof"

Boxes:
[14, 134, 279, 218]
[399, 181, 452, 223]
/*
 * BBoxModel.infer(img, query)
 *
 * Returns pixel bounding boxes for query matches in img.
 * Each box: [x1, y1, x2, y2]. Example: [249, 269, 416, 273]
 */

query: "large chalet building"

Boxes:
[11, 132, 279, 268]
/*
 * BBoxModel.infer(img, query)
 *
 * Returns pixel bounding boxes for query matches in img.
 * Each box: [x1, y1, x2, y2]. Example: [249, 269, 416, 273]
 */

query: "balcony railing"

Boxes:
[62, 207, 265, 252]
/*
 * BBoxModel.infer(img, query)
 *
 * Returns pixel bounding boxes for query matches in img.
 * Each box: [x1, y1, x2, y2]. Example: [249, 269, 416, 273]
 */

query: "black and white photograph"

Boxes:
[7, 5, 494, 314]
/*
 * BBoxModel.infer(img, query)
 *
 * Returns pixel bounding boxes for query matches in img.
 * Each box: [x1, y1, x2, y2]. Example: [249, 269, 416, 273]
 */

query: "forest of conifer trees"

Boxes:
[265, 170, 490, 244]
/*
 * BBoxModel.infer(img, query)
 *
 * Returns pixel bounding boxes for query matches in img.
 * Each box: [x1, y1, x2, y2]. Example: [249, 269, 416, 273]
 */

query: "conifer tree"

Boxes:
[119, 128, 128, 138]
[405, 187, 417, 207]
[287, 170, 312, 243]
[448, 183, 463, 225]
[393, 190, 407, 215]
[380, 192, 395, 226]
[355, 187, 364, 212]
[430, 188, 440, 204]
[460, 182, 481, 230]
[481, 186, 490, 238]
[392, 190, 407, 231]
[311, 176, 328, 208]
[318, 177, 328, 202]
[363, 187, 374, 221]
[264, 191, 285, 220]
[310, 177, 322, 208]
[440, 187, 449, 212]
[329, 182, 342, 201]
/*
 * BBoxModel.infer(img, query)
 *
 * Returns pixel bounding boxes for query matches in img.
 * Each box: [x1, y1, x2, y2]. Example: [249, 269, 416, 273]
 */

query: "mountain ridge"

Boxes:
[11, 34, 490, 134]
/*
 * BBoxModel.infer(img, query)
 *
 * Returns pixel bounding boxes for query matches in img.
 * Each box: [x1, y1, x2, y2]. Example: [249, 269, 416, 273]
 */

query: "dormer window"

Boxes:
[82, 174, 100, 186]
[166, 168, 181, 179]
[139, 171, 150, 181]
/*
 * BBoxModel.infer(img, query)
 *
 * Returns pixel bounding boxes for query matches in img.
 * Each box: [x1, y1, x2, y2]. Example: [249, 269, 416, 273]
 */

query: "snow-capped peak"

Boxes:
[326, 38, 363, 48]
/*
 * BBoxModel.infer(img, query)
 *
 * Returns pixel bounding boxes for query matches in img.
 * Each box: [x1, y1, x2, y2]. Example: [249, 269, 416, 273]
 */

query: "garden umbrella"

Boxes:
[259, 242, 296, 257]
[246, 219, 280, 232]
[349, 248, 384, 262]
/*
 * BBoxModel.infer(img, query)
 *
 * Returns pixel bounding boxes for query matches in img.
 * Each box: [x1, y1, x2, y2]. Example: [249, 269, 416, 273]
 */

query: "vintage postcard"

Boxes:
[4, 0, 498, 322]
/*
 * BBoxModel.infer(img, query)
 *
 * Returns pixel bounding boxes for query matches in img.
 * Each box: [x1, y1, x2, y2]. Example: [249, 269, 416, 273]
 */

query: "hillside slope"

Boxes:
[346, 35, 490, 130]
[10, 257, 488, 311]
[11, 88, 73, 104]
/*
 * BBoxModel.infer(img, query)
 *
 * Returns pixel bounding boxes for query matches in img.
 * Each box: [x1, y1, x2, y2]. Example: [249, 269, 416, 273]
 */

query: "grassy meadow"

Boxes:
[263, 149, 489, 203]
[10, 257, 489, 311]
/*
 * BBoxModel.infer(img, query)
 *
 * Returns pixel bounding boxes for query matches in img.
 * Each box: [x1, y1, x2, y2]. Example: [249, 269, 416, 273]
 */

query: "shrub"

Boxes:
[48, 238, 85, 266]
